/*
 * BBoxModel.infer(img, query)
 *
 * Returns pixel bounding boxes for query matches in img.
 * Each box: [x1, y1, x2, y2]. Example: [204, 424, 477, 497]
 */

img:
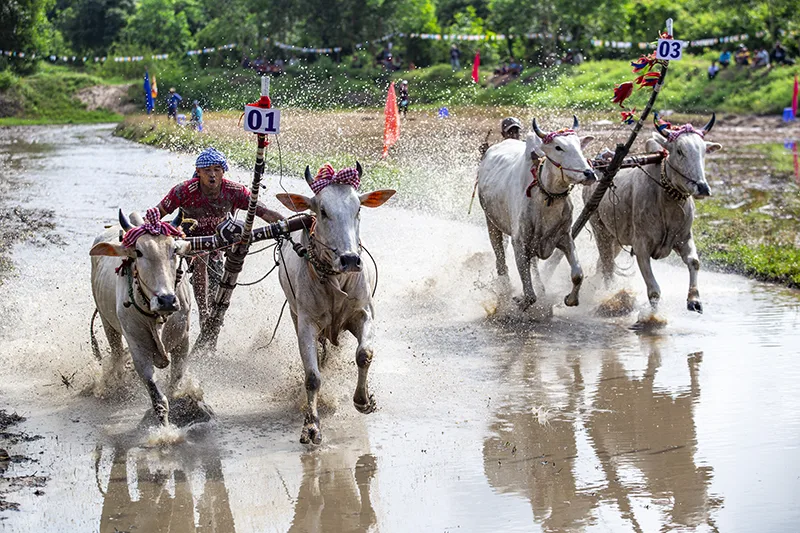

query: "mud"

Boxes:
[75, 84, 137, 115]
[0, 124, 798, 532]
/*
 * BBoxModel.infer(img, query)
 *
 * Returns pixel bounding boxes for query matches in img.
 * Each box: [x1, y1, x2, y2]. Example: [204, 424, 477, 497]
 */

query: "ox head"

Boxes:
[90, 209, 191, 314]
[650, 113, 722, 199]
[529, 115, 597, 185]
[275, 162, 395, 274]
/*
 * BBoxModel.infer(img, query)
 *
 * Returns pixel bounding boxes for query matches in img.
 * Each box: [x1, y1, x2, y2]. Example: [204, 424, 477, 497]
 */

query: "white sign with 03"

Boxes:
[656, 39, 684, 61]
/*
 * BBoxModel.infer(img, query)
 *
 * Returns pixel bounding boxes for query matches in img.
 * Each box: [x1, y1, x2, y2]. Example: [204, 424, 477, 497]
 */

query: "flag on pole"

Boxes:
[382, 82, 400, 157]
[151, 74, 158, 99]
[792, 74, 798, 119]
[144, 70, 154, 114]
[472, 51, 480, 83]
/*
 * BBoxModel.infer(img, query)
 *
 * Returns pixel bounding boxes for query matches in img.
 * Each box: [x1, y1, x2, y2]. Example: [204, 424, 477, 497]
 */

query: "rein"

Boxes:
[634, 154, 690, 203]
[526, 157, 574, 206]
[117, 256, 186, 322]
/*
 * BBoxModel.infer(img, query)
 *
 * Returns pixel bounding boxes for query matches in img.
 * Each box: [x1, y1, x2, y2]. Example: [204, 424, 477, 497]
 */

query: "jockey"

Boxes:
[155, 147, 284, 328]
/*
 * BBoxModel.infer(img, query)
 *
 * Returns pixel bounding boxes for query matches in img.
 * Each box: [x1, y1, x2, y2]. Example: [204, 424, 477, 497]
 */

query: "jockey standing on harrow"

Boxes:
[154, 147, 284, 329]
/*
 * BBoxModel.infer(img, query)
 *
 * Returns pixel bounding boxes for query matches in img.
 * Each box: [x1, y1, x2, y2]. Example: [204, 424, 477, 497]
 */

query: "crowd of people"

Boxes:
[709, 41, 795, 79]
[163, 87, 204, 131]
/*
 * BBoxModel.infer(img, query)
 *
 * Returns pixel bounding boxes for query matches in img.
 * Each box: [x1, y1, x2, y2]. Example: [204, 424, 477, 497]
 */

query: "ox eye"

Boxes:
[677, 148, 684, 157]
[320, 208, 328, 218]
[135, 249, 143, 258]
[555, 146, 564, 152]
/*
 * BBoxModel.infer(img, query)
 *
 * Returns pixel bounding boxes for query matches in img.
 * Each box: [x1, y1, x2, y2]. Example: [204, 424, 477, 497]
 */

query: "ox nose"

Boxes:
[582, 169, 597, 183]
[339, 253, 362, 272]
[156, 293, 179, 311]
[696, 182, 711, 198]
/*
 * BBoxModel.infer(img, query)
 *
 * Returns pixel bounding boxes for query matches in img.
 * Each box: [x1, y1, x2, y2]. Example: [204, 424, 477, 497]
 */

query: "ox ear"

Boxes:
[360, 189, 396, 208]
[90, 242, 134, 257]
[650, 132, 669, 149]
[526, 133, 543, 159]
[580, 135, 595, 149]
[705, 142, 722, 153]
[276, 193, 312, 213]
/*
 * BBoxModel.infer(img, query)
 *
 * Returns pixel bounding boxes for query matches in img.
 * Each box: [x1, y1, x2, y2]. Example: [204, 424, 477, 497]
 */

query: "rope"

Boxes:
[90, 308, 102, 361]
[362, 244, 379, 297]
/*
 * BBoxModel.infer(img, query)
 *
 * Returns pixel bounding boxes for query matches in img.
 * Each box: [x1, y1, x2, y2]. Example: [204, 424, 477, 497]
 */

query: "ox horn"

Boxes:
[532, 118, 546, 139]
[572, 115, 579, 131]
[118, 209, 133, 231]
[304, 166, 314, 187]
[170, 208, 184, 228]
[702, 112, 716, 134]
[654, 114, 670, 138]
[356, 161, 363, 177]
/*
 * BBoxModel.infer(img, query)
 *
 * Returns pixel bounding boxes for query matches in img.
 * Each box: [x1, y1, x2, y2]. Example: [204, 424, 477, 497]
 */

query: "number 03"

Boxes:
[658, 40, 682, 60]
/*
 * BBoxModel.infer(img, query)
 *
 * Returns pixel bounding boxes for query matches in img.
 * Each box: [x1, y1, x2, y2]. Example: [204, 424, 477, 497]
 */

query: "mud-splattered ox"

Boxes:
[276, 163, 395, 445]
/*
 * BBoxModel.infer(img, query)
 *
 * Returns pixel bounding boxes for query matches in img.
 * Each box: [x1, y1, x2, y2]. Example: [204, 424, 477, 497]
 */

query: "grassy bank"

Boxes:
[115, 111, 800, 289]
[0, 65, 125, 125]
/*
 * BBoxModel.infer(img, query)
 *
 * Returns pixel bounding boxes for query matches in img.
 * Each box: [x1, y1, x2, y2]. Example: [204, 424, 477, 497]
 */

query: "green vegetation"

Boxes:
[0, 66, 123, 125]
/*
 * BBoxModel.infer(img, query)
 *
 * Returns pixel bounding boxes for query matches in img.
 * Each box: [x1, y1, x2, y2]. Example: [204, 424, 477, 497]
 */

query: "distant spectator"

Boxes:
[167, 88, 182, 121]
[718, 50, 731, 68]
[398, 80, 409, 117]
[508, 57, 522, 75]
[708, 60, 719, 80]
[500, 117, 522, 140]
[771, 42, 796, 66]
[734, 45, 750, 66]
[752, 48, 770, 69]
[190, 100, 203, 131]
[450, 44, 461, 71]
[408, 61, 417, 70]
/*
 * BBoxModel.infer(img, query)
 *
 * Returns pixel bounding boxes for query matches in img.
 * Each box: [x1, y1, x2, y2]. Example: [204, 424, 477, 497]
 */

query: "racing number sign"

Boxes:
[243, 105, 281, 134]
[656, 39, 683, 61]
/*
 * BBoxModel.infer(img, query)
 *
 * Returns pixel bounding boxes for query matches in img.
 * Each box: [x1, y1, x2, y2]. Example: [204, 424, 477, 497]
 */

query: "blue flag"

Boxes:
[144, 71, 154, 114]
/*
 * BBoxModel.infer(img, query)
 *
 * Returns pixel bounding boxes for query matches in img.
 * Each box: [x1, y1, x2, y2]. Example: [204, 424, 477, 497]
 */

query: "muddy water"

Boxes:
[1, 124, 799, 532]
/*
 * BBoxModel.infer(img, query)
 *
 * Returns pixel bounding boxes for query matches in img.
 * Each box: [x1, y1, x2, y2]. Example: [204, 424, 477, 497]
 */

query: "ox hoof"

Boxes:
[513, 295, 536, 311]
[354, 394, 376, 414]
[300, 425, 322, 445]
[687, 300, 703, 314]
[153, 352, 170, 369]
[564, 294, 579, 307]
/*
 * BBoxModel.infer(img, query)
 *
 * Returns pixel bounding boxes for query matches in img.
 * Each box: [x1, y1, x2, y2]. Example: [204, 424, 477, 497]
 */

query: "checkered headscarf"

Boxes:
[542, 129, 576, 144]
[310, 164, 361, 194]
[195, 147, 229, 171]
[667, 124, 705, 143]
[121, 208, 184, 248]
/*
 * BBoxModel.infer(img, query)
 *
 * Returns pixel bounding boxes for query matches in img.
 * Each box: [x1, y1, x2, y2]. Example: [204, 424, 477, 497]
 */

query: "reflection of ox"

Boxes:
[585, 115, 721, 312]
[90, 210, 192, 426]
[276, 163, 395, 444]
[478, 117, 596, 309]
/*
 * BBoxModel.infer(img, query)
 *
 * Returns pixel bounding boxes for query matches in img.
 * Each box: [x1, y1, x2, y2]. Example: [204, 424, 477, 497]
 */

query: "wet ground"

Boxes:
[0, 124, 799, 532]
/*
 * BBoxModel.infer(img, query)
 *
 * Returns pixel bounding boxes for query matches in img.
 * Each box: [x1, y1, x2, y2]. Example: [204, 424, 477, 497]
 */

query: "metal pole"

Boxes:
[192, 77, 271, 354]
[571, 22, 673, 239]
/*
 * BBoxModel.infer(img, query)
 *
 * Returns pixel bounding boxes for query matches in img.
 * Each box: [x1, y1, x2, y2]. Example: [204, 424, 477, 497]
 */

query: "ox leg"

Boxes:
[485, 215, 508, 277]
[635, 250, 661, 310]
[512, 238, 537, 310]
[591, 218, 619, 286]
[296, 315, 323, 445]
[348, 310, 376, 414]
[101, 317, 126, 383]
[168, 335, 190, 397]
[557, 236, 583, 307]
[676, 236, 702, 313]
[127, 337, 169, 426]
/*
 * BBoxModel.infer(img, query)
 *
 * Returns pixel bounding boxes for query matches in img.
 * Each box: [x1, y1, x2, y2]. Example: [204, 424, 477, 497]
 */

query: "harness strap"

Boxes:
[526, 158, 573, 207]
[121, 262, 160, 319]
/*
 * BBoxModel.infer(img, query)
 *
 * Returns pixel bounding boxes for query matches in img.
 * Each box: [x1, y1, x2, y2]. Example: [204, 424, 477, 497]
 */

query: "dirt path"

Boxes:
[75, 84, 137, 115]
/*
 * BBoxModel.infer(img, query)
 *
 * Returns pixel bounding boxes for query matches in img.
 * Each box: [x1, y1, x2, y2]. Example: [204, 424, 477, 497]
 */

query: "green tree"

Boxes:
[0, 0, 58, 73]
[54, 0, 135, 55]
[117, 0, 194, 54]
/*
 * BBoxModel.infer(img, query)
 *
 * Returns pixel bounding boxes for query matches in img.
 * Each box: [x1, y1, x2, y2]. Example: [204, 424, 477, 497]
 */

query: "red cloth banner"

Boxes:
[472, 51, 480, 83]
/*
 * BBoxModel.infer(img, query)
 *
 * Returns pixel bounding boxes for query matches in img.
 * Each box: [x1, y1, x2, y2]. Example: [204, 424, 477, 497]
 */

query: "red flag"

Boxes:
[472, 51, 480, 83]
[792, 75, 798, 118]
[382, 82, 400, 157]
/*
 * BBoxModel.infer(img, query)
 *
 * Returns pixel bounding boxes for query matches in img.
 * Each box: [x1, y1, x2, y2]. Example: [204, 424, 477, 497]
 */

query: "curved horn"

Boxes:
[356, 161, 363, 177]
[170, 208, 184, 228]
[304, 166, 314, 186]
[572, 115, 579, 131]
[532, 118, 546, 139]
[654, 114, 670, 138]
[702, 112, 716, 134]
[118, 209, 133, 231]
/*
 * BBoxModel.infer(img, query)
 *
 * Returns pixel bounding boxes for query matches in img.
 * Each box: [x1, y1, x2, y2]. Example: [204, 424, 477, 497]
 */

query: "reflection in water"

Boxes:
[288, 450, 378, 533]
[97, 435, 235, 533]
[484, 333, 721, 531]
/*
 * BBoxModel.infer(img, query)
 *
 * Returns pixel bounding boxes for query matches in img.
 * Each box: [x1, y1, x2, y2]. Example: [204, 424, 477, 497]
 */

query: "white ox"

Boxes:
[478, 117, 596, 309]
[584, 114, 721, 312]
[90, 210, 192, 425]
[276, 163, 395, 445]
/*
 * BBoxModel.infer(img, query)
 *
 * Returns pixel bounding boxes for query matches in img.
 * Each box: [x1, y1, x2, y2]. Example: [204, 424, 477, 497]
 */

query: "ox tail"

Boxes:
[90, 308, 103, 361]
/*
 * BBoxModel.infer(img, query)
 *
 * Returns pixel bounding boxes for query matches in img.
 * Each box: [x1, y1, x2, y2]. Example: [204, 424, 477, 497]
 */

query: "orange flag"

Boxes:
[382, 82, 400, 157]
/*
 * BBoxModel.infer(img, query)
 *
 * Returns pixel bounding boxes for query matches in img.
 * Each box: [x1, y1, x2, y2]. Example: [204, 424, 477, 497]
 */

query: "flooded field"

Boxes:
[0, 124, 799, 532]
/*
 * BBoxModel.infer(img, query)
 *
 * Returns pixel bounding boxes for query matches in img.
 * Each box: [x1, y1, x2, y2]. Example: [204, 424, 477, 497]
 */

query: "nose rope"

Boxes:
[526, 157, 575, 206]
